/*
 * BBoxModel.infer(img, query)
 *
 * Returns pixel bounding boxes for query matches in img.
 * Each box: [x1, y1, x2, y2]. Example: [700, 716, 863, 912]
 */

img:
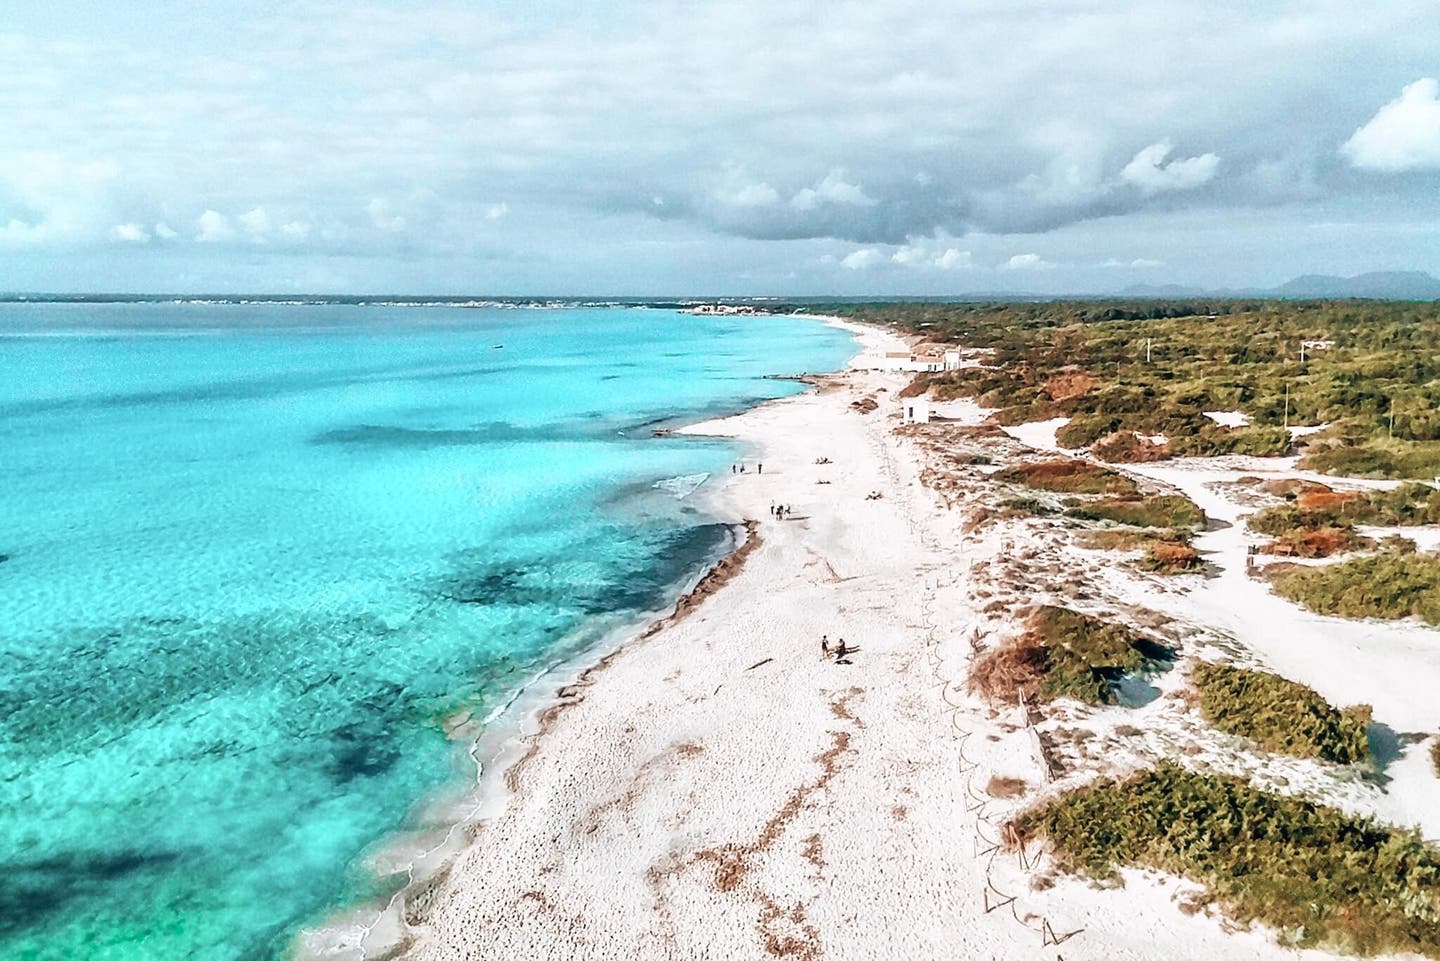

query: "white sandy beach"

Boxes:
[302, 317, 1440, 961]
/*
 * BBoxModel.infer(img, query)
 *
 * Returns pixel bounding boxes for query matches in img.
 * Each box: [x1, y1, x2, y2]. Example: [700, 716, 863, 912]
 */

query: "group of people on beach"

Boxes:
[730, 463, 762, 474]
[769, 503, 793, 519]
[819, 635, 853, 664]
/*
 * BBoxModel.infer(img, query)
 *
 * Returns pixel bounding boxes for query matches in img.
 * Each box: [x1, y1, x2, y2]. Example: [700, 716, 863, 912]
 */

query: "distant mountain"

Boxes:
[1272, 271, 1440, 300]
[1116, 270, 1440, 301]
[1117, 283, 1211, 298]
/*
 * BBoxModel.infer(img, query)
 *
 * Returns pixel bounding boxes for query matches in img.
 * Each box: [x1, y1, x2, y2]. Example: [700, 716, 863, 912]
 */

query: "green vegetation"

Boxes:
[969, 606, 1171, 706]
[1302, 434, 1440, 479]
[1138, 538, 1203, 573]
[1271, 554, 1440, 625]
[1000, 496, 1057, 517]
[1011, 762, 1440, 958]
[1192, 662, 1370, 764]
[1075, 522, 1203, 575]
[1432, 738, 1440, 778]
[809, 300, 1440, 478]
[1254, 481, 1440, 530]
[1065, 494, 1204, 530]
[1248, 481, 1440, 556]
[993, 459, 1139, 495]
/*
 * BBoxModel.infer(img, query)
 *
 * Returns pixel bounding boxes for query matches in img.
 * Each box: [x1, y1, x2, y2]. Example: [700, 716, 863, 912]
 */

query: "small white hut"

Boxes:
[903, 397, 932, 424]
[943, 349, 962, 371]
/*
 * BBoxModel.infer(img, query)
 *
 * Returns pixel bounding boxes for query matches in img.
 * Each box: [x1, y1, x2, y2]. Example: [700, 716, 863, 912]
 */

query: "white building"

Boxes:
[903, 397, 932, 424]
[943, 349, 962, 371]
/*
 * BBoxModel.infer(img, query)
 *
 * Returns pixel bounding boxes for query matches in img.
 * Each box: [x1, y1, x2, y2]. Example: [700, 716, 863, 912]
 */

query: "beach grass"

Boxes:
[970, 606, 1171, 706]
[813, 300, 1440, 479]
[1270, 554, 1440, 625]
[1247, 482, 1440, 555]
[1138, 538, 1203, 573]
[1191, 661, 1371, 764]
[1010, 761, 1440, 958]
[994, 459, 1139, 496]
[1065, 494, 1204, 530]
[1076, 527, 1202, 574]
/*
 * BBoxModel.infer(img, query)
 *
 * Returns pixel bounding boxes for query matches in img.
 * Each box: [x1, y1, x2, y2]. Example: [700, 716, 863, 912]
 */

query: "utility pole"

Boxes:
[1146, 337, 1152, 364]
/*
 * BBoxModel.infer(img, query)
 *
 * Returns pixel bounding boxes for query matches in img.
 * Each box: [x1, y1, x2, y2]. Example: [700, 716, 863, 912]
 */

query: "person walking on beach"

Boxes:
[758, 463, 763, 474]
[821, 635, 831, 658]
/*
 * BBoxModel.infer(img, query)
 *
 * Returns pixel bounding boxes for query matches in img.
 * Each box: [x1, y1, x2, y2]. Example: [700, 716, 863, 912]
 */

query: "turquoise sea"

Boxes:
[0, 303, 854, 961]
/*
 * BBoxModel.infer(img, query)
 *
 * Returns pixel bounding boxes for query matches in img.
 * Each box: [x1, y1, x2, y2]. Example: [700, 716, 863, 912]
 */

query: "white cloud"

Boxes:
[279, 220, 311, 240]
[238, 206, 272, 238]
[841, 247, 885, 270]
[710, 171, 781, 208]
[1100, 257, 1165, 268]
[1341, 78, 1440, 172]
[195, 209, 234, 243]
[2, 1, 1439, 285]
[112, 223, 150, 243]
[1004, 252, 1055, 270]
[790, 169, 876, 211]
[935, 248, 973, 269]
[485, 202, 509, 220]
[891, 239, 973, 269]
[1120, 141, 1220, 194]
[154, 222, 178, 240]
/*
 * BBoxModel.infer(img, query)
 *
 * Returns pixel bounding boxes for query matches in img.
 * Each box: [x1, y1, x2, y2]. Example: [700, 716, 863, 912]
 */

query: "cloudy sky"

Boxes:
[3, 0, 1439, 295]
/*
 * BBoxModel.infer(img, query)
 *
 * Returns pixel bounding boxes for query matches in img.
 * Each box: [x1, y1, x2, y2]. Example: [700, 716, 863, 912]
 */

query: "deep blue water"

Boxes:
[0, 303, 854, 960]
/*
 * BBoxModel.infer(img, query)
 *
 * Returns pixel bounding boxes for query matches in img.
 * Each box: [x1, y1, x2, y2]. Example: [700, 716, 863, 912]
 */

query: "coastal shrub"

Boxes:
[969, 606, 1172, 706]
[1376, 534, 1418, 555]
[991, 400, 1064, 426]
[1271, 554, 1440, 625]
[1138, 539, 1203, 573]
[1191, 662, 1371, 764]
[1001, 496, 1057, 517]
[1055, 413, 1122, 448]
[1089, 430, 1171, 463]
[813, 300, 1440, 479]
[994, 459, 1139, 496]
[897, 374, 931, 399]
[1076, 528, 1200, 573]
[1065, 494, 1204, 531]
[1009, 761, 1440, 958]
[1253, 482, 1440, 532]
[1248, 498, 1369, 557]
[1259, 525, 1368, 558]
[1043, 370, 1100, 402]
[1075, 528, 1156, 551]
[1432, 738, 1440, 777]
[1301, 440, 1440, 480]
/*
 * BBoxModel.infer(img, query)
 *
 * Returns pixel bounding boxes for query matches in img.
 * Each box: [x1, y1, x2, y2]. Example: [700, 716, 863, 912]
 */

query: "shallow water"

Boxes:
[0, 303, 853, 961]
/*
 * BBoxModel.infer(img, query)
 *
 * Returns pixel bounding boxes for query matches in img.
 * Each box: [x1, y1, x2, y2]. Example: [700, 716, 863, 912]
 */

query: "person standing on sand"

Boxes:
[834, 638, 848, 661]
[758, 463, 763, 474]
[821, 635, 830, 658]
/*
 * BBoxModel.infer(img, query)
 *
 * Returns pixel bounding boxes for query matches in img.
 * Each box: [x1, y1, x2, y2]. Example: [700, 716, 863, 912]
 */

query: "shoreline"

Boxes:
[298, 307, 1440, 961]
[327, 313, 1025, 960]
[293, 314, 873, 961]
